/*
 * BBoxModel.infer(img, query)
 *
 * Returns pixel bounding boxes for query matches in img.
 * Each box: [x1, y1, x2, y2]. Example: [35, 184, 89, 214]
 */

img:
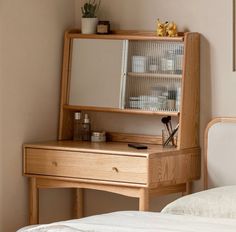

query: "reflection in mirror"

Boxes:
[69, 39, 126, 108]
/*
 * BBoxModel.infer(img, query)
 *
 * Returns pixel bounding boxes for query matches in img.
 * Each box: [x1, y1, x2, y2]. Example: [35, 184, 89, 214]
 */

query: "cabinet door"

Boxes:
[69, 39, 127, 108]
[125, 40, 184, 112]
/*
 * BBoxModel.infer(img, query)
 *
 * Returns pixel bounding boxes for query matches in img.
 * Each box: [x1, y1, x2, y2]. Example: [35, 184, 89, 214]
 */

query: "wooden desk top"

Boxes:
[24, 141, 178, 158]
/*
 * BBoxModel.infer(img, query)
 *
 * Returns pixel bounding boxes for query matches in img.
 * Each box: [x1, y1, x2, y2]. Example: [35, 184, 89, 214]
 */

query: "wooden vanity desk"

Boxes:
[23, 30, 201, 224]
[24, 141, 200, 224]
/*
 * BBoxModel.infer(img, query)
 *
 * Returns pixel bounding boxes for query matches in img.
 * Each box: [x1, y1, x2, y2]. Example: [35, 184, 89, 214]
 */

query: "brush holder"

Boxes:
[162, 129, 178, 147]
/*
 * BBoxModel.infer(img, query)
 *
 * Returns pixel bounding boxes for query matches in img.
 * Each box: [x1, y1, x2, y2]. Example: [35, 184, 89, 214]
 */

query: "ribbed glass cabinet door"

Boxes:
[124, 40, 184, 112]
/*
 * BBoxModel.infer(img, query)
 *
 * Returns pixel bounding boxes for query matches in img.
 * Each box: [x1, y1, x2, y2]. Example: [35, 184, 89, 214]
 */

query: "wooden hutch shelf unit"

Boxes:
[23, 30, 201, 225]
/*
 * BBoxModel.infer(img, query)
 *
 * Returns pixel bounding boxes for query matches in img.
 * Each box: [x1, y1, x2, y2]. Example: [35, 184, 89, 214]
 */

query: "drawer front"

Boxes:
[24, 148, 148, 184]
[149, 148, 201, 187]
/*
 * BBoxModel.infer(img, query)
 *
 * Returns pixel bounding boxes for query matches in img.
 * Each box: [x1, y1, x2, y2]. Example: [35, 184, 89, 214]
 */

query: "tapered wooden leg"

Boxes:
[139, 188, 149, 211]
[182, 182, 192, 196]
[29, 178, 39, 225]
[186, 182, 192, 194]
[75, 188, 84, 218]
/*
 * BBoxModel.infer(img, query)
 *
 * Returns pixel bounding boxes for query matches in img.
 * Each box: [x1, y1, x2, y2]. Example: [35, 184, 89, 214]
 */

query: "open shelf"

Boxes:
[127, 72, 182, 79]
[67, 30, 185, 42]
[64, 105, 180, 117]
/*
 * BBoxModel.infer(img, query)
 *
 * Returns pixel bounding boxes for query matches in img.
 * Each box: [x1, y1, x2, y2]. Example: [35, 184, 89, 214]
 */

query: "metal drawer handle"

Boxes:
[112, 167, 119, 173]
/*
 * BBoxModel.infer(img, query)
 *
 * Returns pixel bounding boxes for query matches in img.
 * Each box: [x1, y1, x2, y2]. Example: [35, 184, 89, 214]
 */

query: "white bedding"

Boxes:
[161, 186, 236, 218]
[18, 211, 236, 232]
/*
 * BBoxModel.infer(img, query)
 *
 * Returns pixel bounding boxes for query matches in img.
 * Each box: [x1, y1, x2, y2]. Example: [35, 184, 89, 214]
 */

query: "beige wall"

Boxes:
[0, 1, 75, 231]
[0, 38, 3, 231]
[75, 0, 236, 215]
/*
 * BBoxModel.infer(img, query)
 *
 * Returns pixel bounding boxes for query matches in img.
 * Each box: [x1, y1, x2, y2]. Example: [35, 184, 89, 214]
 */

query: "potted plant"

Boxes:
[81, 0, 101, 34]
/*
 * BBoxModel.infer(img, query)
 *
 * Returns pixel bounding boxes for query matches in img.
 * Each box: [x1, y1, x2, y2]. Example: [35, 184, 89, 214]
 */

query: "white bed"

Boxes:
[18, 118, 236, 232]
[18, 211, 236, 232]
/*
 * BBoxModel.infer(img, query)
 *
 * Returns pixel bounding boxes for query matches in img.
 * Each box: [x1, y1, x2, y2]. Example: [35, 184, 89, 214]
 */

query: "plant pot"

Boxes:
[81, 18, 98, 34]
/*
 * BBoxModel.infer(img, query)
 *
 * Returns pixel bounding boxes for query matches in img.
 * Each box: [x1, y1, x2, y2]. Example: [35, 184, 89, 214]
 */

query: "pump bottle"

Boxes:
[82, 114, 91, 141]
[73, 112, 82, 141]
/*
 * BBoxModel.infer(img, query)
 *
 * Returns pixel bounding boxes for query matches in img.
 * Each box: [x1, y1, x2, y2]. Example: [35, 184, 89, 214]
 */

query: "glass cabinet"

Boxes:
[124, 40, 184, 112]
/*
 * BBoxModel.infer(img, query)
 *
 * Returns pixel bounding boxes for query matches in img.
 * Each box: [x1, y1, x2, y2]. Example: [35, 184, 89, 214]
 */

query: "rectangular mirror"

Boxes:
[69, 39, 127, 108]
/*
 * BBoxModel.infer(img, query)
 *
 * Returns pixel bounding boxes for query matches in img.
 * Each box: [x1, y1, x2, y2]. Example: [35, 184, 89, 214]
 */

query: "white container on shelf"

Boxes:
[167, 99, 176, 110]
[176, 87, 181, 111]
[149, 64, 158, 72]
[129, 97, 140, 109]
[157, 96, 167, 110]
[91, 131, 106, 142]
[132, 56, 147, 73]
[81, 18, 98, 34]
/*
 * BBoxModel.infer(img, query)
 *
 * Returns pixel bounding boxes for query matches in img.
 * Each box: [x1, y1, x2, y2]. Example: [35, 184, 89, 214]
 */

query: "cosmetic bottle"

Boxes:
[82, 114, 91, 141]
[73, 112, 82, 141]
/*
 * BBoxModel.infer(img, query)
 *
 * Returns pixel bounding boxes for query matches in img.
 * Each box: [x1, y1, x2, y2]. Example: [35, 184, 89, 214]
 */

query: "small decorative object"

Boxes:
[97, 20, 110, 34]
[82, 113, 91, 141]
[166, 22, 178, 37]
[81, 0, 101, 34]
[91, 131, 106, 142]
[73, 112, 82, 141]
[156, 19, 168, 37]
[132, 56, 147, 73]
[156, 19, 178, 37]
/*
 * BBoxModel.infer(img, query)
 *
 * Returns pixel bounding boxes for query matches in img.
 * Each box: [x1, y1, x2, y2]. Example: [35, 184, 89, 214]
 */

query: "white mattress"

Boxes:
[18, 211, 236, 232]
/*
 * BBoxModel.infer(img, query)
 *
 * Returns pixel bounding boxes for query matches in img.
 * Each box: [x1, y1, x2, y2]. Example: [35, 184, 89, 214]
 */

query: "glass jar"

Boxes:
[165, 50, 176, 74]
[91, 131, 106, 142]
[97, 21, 110, 34]
[174, 46, 184, 74]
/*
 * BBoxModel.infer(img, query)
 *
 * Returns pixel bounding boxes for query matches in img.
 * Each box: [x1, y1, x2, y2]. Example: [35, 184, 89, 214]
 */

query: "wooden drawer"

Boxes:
[24, 148, 148, 184]
[149, 148, 201, 187]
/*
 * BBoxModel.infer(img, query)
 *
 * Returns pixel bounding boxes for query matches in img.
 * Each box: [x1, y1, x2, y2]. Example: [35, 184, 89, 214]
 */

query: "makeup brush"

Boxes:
[161, 117, 172, 136]
[162, 116, 175, 146]
[167, 116, 173, 132]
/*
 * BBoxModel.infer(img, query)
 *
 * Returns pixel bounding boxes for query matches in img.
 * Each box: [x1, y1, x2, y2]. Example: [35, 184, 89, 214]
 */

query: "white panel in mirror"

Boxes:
[69, 39, 126, 108]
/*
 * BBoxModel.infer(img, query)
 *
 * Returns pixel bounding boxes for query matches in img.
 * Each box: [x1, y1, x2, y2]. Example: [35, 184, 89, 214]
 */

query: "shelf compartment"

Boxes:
[124, 76, 182, 112]
[127, 40, 184, 75]
[63, 105, 180, 117]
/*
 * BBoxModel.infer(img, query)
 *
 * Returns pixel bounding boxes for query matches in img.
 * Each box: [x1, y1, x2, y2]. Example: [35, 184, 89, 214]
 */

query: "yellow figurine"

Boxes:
[166, 22, 178, 37]
[156, 19, 178, 37]
[156, 19, 168, 37]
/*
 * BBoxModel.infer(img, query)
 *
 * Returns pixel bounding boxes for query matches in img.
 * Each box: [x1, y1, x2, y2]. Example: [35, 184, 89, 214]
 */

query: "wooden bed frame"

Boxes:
[204, 117, 236, 189]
